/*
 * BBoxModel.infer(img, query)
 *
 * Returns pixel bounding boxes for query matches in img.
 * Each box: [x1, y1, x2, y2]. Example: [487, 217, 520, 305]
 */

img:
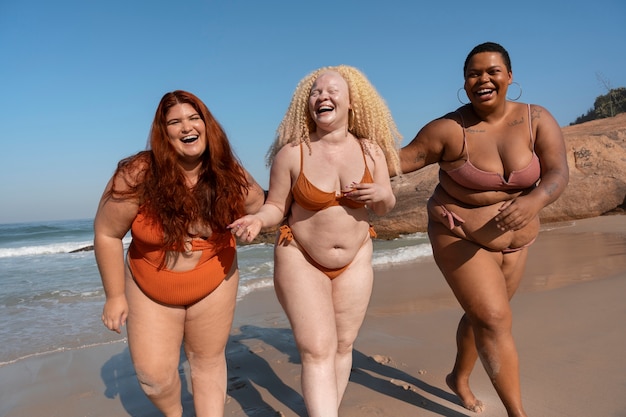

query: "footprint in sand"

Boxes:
[390, 378, 412, 391]
[358, 404, 386, 416]
[370, 354, 393, 364]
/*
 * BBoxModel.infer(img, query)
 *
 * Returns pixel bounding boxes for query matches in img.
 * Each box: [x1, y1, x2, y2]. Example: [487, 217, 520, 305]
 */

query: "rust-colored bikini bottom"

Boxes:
[278, 224, 376, 279]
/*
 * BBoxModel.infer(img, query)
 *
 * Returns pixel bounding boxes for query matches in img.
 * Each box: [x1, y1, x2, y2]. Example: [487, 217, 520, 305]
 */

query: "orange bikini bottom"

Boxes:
[277, 224, 376, 279]
[127, 234, 236, 306]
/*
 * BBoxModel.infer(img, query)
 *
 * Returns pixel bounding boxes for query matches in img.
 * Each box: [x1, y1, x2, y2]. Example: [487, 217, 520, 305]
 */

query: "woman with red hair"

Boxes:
[94, 90, 264, 417]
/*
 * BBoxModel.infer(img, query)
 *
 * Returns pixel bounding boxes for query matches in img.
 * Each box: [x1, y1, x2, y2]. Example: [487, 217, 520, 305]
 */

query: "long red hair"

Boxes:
[110, 90, 248, 250]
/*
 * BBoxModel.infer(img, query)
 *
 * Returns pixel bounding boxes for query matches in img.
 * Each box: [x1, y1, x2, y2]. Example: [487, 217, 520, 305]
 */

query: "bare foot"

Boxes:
[446, 373, 485, 413]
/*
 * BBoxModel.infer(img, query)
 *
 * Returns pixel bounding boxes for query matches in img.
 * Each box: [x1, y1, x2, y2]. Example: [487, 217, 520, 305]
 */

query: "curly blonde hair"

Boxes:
[266, 65, 401, 174]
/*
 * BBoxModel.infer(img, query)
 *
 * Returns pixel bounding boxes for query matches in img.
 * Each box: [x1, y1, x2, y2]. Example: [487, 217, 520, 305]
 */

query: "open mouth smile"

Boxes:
[476, 89, 494, 97]
[181, 135, 198, 144]
[316, 105, 334, 114]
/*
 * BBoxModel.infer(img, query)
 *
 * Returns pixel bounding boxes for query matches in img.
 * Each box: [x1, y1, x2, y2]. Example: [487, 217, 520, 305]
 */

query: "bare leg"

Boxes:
[273, 240, 373, 417]
[331, 240, 374, 403]
[125, 272, 185, 417]
[429, 222, 528, 417]
[274, 243, 340, 417]
[446, 249, 528, 413]
[446, 314, 484, 412]
[183, 268, 239, 417]
[473, 310, 526, 417]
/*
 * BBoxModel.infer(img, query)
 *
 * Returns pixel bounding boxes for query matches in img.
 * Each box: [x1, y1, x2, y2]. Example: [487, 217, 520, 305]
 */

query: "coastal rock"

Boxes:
[370, 113, 626, 238]
[69, 245, 94, 253]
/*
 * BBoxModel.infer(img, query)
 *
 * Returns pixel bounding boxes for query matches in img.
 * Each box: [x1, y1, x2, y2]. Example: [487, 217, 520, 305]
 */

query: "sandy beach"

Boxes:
[1, 215, 625, 417]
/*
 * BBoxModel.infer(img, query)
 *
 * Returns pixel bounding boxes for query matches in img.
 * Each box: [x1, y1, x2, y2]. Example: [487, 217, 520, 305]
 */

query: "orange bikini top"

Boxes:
[291, 142, 373, 211]
[127, 210, 236, 305]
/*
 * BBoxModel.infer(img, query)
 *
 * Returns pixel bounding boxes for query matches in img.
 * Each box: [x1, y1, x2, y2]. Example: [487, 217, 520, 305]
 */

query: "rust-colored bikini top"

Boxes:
[442, 104, 540, 191]
[291, 142, 373, 211]
[127, 210, 236, 306]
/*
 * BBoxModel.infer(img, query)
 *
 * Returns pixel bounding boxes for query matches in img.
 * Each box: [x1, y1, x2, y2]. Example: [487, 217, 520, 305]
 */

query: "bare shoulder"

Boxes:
[359, 138, 388, 168]
[528, 103, 558, 125]
[527, 104, 562, 140]
[359, 137, 383, 153]
[425, 110, 463, 136]
[407, 112, 463, 154]
[271, 141, 301, 172]
[398, 111, 463, 169]
[527, 104, 566, 161]
[114, 151, 151, 189]
[274, 141, 300, 157]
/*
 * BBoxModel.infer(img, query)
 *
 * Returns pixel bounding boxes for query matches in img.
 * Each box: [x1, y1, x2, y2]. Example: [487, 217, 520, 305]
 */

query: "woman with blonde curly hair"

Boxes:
[229, 65, 400, 416]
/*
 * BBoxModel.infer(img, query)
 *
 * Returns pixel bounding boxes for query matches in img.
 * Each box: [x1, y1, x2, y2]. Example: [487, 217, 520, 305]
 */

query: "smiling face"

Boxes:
[165, 103, 207, 164]
[463, 51, 512, 106]
[308, 71, 351, 133]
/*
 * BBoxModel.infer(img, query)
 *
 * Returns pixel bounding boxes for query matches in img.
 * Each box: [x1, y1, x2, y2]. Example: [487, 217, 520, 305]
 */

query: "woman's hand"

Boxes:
[344, 180, 396, 216]
[495, 194, 542, 231]
[343, 182, 388, 205]
[228, 215, 264, 243]
[101, 295, 128, 334]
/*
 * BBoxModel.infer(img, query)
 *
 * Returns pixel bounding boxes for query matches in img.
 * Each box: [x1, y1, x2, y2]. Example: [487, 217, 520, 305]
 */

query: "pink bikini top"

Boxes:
[442, 104, 540, 191]
[292, 142, 373, 211]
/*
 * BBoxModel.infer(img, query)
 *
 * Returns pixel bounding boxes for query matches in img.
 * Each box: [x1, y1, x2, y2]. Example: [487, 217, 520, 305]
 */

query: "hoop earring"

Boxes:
[507, 81, 522, 101]
[348, 108, 355, 132]
[457, 87, 469, 104]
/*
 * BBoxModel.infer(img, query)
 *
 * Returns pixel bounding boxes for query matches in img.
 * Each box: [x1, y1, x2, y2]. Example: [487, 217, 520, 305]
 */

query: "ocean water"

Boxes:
[0, 219, 431, 365]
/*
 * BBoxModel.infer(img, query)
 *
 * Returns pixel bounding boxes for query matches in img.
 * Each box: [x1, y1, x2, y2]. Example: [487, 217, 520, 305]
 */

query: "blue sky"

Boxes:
[1, 0, 624, 223]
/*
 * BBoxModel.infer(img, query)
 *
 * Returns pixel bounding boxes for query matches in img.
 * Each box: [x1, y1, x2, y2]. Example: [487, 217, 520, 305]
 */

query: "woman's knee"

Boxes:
[185, 350, 226, 376]
[298, 339, 337, 363]
[135, 367, 180, 398]
[336, 340, 354, 357]
[469, 304, 512, 334]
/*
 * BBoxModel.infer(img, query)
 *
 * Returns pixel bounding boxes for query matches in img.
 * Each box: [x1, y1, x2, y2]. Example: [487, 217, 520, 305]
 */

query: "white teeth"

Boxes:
[181, 135, 198, 143]
[477, 89, 492, 94]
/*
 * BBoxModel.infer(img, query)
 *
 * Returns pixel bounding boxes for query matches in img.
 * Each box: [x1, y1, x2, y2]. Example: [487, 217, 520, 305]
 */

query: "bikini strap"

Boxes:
[359, 139, 368, 165]
[455, 110, 470, 159]
[527, 103, 535, 149]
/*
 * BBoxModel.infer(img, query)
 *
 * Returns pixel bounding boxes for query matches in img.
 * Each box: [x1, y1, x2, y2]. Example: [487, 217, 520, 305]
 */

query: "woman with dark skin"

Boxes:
[396, 42, 568, 416]
[94, 90, 264, 417]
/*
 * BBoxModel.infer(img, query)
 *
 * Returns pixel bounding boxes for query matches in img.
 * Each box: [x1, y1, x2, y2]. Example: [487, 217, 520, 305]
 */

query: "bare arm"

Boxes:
[495, 105, 569, 230]
[93, 176, 139, 333]
[242, 169, 266, 215]
[393, 117, 451, 176]
[229, 145, 295, 242]
[528, 105, 569, 206]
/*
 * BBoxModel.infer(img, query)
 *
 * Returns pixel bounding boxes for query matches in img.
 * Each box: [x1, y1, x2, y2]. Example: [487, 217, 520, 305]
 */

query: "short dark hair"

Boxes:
[463, 42, 512, 75]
